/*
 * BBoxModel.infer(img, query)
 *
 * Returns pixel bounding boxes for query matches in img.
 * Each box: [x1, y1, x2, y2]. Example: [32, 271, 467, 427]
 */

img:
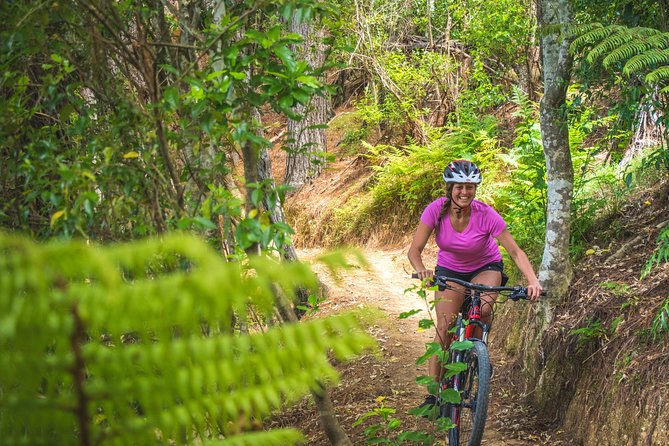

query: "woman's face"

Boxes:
[451, 183, 477, 208]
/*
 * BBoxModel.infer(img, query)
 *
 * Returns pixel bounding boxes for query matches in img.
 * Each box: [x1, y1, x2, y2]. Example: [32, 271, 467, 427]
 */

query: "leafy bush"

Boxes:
[366, 117, 501, 217]
[0, 232, 375, 445]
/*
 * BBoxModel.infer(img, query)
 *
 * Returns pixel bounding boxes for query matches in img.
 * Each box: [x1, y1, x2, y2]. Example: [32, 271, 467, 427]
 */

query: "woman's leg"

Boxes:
[429, 287, 465, 382]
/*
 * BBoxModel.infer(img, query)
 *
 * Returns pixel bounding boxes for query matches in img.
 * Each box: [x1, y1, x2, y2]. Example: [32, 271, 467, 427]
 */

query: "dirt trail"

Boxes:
[274, 247, 570, 445]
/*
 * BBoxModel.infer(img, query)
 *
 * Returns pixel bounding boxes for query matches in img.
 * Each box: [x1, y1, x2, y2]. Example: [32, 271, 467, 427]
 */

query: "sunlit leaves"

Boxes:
[0, 0, 333, 241]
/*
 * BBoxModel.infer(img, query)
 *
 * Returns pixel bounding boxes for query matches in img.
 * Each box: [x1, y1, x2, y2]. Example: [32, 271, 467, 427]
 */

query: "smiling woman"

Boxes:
[406, 159, 542, 411]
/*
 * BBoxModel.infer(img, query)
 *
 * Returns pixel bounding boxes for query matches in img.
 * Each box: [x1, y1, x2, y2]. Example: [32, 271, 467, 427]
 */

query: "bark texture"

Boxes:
[285, 19, 328, 189]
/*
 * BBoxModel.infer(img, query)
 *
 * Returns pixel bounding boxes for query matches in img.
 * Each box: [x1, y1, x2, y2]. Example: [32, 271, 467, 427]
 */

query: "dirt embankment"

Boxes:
[519, 179, 669, 445]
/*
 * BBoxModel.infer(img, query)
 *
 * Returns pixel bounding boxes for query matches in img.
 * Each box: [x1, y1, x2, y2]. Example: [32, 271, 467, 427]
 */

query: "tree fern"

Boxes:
[571, 23, 669, 86]
[568, 23, 616, 54]
[0, 232, 375, 445]
[623, 49, 669, 76]
[603, 36, 667, 70]
[586, 27, 640, 64]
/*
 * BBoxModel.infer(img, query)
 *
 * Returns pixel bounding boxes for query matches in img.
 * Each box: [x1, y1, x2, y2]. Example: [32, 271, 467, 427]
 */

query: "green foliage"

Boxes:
[650, 297, 669, 342]
[0, 232, 375, 445]
[0, 0, 333, 241]
[366, 117, 500, 218]
[333, 0, 533, 139]
[570, 315, 623, 349]
[353, 397, 436, 445]
[570, 23, 669, 91]
[493, 88, 546, 261]
[641, 224, 669, 278]
[600, 280, 632, 295]
[437, 0, 533, 61]
[570, 319, 608, 346]
[352, 49, 454, 133]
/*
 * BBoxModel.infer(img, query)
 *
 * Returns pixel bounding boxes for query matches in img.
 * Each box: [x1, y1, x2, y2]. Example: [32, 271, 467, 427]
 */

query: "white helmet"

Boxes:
[442, 160, 482, 184]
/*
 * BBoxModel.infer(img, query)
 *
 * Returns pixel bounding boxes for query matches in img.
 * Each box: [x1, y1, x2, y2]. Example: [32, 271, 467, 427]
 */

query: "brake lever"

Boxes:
[508, 287, 528, 301]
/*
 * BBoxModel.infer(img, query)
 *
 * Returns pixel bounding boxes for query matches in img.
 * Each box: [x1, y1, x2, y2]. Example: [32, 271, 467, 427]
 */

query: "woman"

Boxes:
[407, 160, 542, 410]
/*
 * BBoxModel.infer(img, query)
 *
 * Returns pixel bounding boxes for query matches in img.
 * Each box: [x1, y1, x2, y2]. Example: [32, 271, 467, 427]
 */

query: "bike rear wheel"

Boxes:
[449, 340, 491, 446]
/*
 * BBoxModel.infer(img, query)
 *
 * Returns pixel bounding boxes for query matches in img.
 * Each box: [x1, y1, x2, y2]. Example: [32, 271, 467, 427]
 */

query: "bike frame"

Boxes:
[447, 287, 489, 433]
[428, 275, 536, 444]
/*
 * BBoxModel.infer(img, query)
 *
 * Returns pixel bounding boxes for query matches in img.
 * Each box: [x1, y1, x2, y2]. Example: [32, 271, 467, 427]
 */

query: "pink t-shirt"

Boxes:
[420, 198, 506, 272]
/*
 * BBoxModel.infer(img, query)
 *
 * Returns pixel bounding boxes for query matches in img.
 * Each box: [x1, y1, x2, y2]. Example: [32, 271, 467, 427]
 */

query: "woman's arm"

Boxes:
[496, 229, 542, 301]
[408, 222, 435, 280]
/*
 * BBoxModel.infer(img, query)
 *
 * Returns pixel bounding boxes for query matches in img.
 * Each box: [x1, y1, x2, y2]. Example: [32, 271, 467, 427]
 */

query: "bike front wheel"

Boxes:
[449, 340, 491, 446]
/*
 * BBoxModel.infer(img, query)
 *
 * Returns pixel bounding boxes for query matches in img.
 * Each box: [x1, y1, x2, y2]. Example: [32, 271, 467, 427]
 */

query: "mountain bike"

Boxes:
[412, 274, 540, 446]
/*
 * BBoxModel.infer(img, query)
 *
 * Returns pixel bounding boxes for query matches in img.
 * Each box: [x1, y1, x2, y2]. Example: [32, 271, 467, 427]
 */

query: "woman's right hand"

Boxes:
[415, 268, 434, 281]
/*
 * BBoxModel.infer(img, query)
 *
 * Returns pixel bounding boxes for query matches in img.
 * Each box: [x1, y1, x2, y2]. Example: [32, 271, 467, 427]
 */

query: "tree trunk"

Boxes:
[523, 0, 574, 397]
[525, 0, 542, 102]
[285, 18, 329, 189]
[258, 138, 321, 315]
[254, 110, 348, 444]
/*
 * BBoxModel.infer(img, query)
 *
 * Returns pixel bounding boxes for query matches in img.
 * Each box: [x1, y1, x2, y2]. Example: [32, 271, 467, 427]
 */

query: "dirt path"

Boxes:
[272, 247, 569, 445]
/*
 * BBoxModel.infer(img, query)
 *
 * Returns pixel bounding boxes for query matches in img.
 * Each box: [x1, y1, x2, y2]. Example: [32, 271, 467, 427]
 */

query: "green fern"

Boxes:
[645, 64, 669, 84]
[603, 37, 666, 70]
[568, 23, 607, 51]
[0, 232, 375, 445]
[623, 48, 669, 76]
[641, 224, 669, 279]
[571, 23, 669, 87]
[586, 27, 639, 64]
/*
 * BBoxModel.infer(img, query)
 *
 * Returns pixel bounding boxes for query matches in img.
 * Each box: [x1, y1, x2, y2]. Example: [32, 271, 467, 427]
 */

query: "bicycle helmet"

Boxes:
[442, 160, 482, 184]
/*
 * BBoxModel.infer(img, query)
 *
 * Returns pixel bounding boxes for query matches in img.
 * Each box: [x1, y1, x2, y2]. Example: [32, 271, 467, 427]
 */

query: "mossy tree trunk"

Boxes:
[523, 0, 574, 398]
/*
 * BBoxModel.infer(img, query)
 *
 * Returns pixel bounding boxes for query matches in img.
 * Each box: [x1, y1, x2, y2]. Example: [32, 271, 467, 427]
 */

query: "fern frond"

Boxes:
[603, 40, 656, 69]
[564, 23, 602, 40]
[0, 232, 375, 445]
[646, 65, 669, 84]
[587, 27, 635, 64]
[643, 33, 669, 49]
[208, 429, 304, 446]
[603, 32, 669, 70]
[569, 23, 611, 53]
[624, 49, 669, 76]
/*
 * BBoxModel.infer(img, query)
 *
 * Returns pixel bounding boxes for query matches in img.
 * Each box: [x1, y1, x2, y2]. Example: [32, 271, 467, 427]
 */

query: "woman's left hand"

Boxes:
[527, 282, 543, 302]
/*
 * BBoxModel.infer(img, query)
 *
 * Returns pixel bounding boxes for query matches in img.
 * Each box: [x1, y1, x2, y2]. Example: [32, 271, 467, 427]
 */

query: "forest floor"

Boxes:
[269, 246, 573, 445]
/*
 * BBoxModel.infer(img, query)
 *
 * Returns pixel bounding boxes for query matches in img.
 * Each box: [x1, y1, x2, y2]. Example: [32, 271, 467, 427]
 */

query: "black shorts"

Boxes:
[435, 261, 508, 286]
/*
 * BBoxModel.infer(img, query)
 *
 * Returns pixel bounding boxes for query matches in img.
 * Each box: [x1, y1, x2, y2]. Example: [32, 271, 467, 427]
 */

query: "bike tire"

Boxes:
[457, 341, 491, 446]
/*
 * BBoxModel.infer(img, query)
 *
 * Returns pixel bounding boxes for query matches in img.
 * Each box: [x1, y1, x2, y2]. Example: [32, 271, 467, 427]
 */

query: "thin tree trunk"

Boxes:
[526, 0, 542, 102]
[537, 0, 574, 300]
[257, 110, 326, 313]
[522, 0, 574, 398]
[285, 19, 328, 189]
[254, 110, 348, 445]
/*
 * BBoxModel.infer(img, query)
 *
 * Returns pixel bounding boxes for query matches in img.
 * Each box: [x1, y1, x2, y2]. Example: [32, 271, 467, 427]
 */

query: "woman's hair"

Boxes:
[435, 183, 454, 235]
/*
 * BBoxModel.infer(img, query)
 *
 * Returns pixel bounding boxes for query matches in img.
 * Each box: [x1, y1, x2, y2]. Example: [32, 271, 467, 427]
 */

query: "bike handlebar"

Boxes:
[411, 273, 546, 301]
